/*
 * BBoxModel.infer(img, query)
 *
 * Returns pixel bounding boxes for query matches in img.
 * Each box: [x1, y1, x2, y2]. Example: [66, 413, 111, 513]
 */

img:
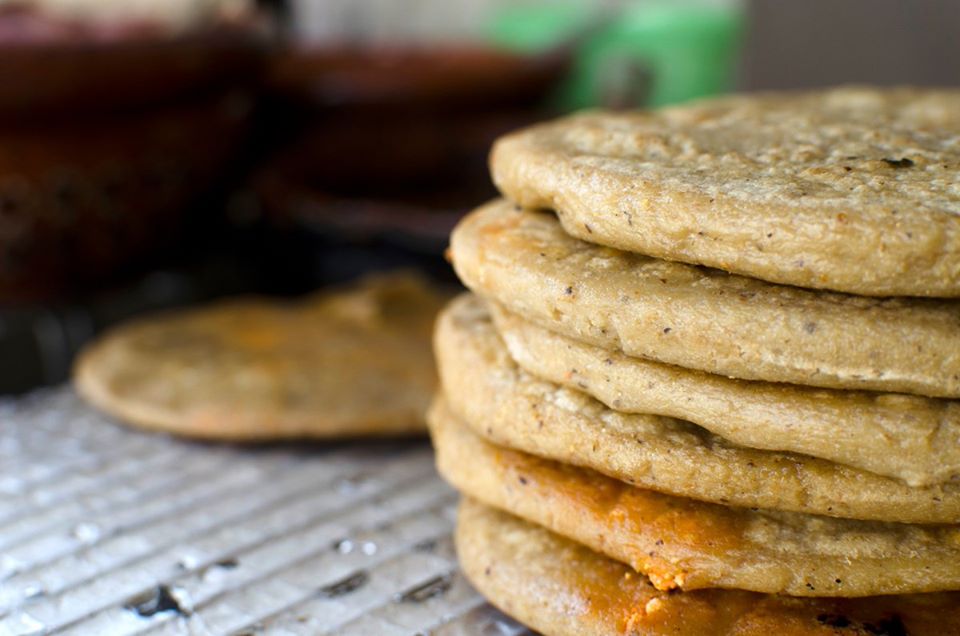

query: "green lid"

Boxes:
[485, 0, 744, 109]
[485, 2, 600, 53]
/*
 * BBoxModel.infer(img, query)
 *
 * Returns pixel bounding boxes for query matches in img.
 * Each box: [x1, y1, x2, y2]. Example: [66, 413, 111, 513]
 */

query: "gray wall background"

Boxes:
[740, 0, 959, 89]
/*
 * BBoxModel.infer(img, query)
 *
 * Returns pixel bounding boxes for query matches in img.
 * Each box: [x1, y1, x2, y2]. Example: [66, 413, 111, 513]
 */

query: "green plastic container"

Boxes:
[486, 0, 744, 110]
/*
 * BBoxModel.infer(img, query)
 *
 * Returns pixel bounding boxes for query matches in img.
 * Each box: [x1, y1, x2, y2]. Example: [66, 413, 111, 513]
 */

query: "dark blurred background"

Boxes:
[0, 0, 957, 393]
[739, 0, 960, 90]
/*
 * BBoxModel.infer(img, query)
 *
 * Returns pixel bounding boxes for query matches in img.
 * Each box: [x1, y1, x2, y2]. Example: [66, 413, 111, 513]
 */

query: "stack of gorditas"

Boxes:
[430, 87, 960, 635]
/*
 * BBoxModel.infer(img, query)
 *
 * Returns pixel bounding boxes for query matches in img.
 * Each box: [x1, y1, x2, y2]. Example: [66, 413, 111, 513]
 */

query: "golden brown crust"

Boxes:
[491, 87, 960, 297]
[74, 271, 446, 440]
[450, 199, 960, 399]
[457, 499, 960, 636]
[433, 400, 960, 596]
[435, 294, 960, 523]
[490, 301, 960, 486]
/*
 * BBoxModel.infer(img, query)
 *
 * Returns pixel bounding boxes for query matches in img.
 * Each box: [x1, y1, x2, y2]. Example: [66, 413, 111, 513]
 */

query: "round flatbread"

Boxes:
[435, 294, 960, 523]
[489, 300, 960, 487]
[75, 271, 446, 440]
[450, 200, 960, 399]
[490, 87, 960, 298]
[434, 400, 960, 596]
[457, 499, 960, 636]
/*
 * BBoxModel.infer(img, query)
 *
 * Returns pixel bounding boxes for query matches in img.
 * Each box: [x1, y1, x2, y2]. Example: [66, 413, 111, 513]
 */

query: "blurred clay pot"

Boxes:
[0, 13, 265, 302]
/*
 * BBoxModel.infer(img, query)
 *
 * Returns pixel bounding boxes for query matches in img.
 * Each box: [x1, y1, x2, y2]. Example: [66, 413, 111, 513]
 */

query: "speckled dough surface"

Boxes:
[491, 87, 960, 297]
[435, 295, 960, 523]
[434, 402, 960, 596]
[450, 200, 960, 398]
[75, 272, 446, 439]
[490, 300, 960, 487]
[457, 500, 960, 636]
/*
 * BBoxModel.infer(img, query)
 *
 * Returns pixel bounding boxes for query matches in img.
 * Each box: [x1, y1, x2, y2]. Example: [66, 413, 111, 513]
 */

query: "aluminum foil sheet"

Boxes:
[0, 387, 531, 635]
